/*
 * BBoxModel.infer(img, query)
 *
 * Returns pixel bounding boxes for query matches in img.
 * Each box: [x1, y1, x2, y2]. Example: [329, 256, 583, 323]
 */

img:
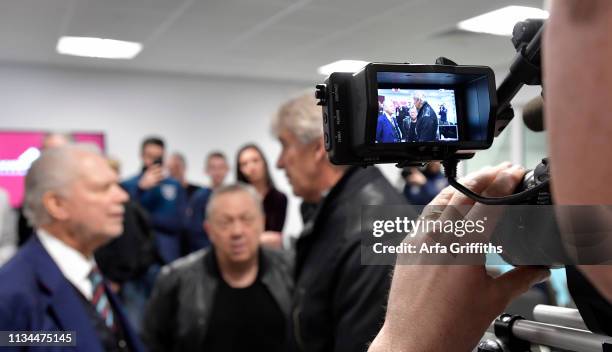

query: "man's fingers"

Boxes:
[150, 167, 164, 179]
[429, 186, 456, 206]
[494, 266, 550, 304]
[448, 162, 512, 207]
[428, 162, 513, 209]
[148, 165, 162, 173]
[437, 162, 513, 224]
[480, 165, 526, 198]
[464, 165, 527, 241]
[152, 167, 163, 175]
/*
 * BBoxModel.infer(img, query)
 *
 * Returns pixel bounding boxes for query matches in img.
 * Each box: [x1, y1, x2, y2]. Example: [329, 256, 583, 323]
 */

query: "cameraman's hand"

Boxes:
[138, 164, 164, 190]
[369, 163, 550, 352]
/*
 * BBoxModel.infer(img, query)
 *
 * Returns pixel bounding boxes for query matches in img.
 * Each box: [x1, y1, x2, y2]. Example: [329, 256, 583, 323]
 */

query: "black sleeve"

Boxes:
[276, 192, 288, 231]
[431, 108, 439, 139]
[142, 266, 179, 352]
[332, 241, 391, 352]
[419, 115, 436, 141]
[402, 120, 411, 141]
[265, 190, 288, 232]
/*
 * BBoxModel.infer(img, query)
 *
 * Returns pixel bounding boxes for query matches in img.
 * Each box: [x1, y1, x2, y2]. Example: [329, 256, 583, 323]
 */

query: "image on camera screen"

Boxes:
[376, 88, 458, 143]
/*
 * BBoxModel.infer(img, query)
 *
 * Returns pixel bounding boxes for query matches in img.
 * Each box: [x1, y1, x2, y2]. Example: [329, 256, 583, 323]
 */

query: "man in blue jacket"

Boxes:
[376, 100, 403, 143]
[122, 137, 186, 264]
[0, 144, 145, 352]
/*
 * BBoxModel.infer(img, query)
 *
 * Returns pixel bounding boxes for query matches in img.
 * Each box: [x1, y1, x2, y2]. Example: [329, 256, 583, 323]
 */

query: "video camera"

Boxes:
[316, 19, 543, 167]
[316, 19, 547, 205]
[317, 18, 612, 341]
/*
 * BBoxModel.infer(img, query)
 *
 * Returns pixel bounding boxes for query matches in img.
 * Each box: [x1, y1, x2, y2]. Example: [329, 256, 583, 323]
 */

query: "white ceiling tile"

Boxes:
[0, 0, 547, 82]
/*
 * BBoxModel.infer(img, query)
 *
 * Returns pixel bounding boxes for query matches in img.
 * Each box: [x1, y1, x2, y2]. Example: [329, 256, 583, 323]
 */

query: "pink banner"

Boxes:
[0, 131, 105, 207]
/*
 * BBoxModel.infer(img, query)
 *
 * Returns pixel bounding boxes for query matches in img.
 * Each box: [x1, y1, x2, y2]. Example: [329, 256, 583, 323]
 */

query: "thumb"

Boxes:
[494, 266, 550, 304]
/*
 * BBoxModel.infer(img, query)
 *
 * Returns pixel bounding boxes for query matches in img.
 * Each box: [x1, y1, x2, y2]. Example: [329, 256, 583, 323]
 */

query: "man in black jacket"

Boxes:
[413, 91, 439, 142]
[142, 184, 293, 352]
[402, 106, 419, 142]
[396, 100, 410, 136]
[272, 93, 405, 352]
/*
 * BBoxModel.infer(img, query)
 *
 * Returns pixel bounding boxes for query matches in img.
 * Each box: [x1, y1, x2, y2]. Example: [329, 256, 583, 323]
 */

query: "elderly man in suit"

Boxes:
[376, 99, 403, 143]
[0, 144, 145, 352]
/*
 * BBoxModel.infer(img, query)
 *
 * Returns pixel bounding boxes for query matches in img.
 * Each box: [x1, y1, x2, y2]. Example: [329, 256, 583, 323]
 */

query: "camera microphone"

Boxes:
[522, 96, 544, 132]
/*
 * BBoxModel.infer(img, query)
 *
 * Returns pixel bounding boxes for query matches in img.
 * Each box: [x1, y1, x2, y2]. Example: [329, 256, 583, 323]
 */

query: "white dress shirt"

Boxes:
[0, 189, 17, 265]
[37, 229, 96, 300]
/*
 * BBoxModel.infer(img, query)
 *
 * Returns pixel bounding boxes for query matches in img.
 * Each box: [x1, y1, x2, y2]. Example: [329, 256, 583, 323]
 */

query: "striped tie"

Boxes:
[88, 266, 115, 330]
[392, 118, 402, 140]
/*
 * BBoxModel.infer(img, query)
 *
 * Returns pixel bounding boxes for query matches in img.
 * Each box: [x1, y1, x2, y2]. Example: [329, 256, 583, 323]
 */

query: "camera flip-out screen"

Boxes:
[318, 63, 498, 165]
[371, 68, 495, 149]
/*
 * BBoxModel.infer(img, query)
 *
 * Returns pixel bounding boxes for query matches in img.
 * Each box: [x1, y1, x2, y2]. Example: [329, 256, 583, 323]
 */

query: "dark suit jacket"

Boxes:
[183, 187, 213, 254]
[416, 102, 438, 141]
[376, 114, 401, 143]
[403, 118, 418, 142]
[396, 106, 410, 136]
[288, 167, 406, 352]
[121, 175, 187, 264]
[95, 200, 157, 283]
[263, 187, 288, 232]
[0, 237, 146, 352]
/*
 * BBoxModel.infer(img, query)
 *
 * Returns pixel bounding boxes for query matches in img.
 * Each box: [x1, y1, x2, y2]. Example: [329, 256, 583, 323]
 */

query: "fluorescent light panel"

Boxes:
[57, 36, 142, 59]
[318, 60, 368, 76]
[458, 6, 549, 36]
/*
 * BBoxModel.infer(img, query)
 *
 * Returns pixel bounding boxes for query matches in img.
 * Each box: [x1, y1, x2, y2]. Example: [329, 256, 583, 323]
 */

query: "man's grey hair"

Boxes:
[271, 92, 323, 144]
[23, 143, 101, 227]
[205, 183, 264, 219]
[413, 91, 427, 102]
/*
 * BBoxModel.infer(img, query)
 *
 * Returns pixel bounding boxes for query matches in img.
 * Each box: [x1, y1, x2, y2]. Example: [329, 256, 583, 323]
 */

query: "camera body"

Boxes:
[152, 157, 164, 166]
[316, 63, 497, 166]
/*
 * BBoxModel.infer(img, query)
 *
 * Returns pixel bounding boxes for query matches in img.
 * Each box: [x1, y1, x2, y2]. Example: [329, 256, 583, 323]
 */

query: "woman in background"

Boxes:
[236, 144, 287, 248]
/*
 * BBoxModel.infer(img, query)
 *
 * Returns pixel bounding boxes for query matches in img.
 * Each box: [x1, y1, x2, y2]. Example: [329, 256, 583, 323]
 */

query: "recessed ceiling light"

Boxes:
[318, 60, 368, 76]
[458, 6, 549, 36]
[56, 36, 142, 59]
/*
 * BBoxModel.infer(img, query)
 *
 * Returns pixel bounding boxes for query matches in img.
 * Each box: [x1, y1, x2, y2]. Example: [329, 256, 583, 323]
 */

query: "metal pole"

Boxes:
[533, 305, 588, 331]
[512, 320, 612, 352]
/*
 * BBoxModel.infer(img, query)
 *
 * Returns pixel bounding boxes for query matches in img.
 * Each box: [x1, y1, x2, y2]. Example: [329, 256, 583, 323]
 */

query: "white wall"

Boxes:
[0, 63, 311, 237]
[0, 63, 544, 240]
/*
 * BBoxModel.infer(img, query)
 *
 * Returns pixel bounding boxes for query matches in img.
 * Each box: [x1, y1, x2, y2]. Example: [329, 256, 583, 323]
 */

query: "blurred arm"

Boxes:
[544, 0, 612, 301]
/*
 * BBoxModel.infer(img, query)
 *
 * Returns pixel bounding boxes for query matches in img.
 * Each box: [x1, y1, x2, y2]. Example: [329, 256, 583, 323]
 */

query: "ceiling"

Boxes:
[0, 0, 544, 83]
